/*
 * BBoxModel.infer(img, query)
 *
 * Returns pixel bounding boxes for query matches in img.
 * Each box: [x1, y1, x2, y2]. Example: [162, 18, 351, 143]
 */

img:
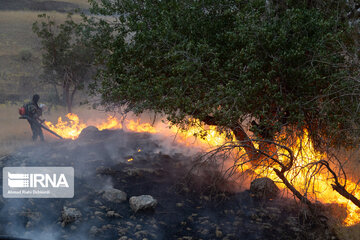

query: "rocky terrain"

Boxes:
[0, 127, 338, 240]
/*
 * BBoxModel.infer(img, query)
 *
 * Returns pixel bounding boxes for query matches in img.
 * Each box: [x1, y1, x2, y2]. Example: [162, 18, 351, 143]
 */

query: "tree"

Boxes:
[33, 13, 94, 113]
[86, 0, 360, 213]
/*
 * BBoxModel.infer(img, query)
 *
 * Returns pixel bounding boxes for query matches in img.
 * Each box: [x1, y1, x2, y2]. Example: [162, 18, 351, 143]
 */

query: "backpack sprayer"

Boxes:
[18, 105, 63, 140]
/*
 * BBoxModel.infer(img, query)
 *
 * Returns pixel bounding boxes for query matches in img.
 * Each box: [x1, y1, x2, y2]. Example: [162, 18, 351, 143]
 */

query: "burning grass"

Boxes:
[42, 112, 360, 228]
[2, 103, 360, 238]
[0, 123, 339, 240]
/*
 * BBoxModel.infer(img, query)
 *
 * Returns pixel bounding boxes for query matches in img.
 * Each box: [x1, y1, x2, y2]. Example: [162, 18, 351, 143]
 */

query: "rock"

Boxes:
[102, 224, 113, 230]
[102, 188, 127, 203]
[107, 210, 122, 218]
[25, 221, 33, 229]
[117, 226, 128, 235]
[129, 195, 158, 212]
[124, 167, 158, 176]
[78, 126, 100, 139]
[199, 228, 209, 235]
[89, 226, 102, 236]
[134, 230, 149, 238]
[94, 211, 105, 216]
[250, 177, 279, 200]
[61, 206, 82, 227]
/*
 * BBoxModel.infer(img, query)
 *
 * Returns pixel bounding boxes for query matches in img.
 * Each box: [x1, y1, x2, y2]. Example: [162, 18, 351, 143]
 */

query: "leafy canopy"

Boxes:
[33, 13, 95, 112]
[87, 0, 359, 148]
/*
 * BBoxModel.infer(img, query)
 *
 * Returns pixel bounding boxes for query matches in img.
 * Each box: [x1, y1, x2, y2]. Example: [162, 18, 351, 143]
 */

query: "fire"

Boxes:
[44, 113, 155, 140]
[241, 131, 360, 226]
[44, 113, 360, 225]
[44, 113, 87, 140]
[168, 119, 235, 147]
[97, 115, 122, 130]
[288, 134, 360, 226]
[126, 120, 157, 133]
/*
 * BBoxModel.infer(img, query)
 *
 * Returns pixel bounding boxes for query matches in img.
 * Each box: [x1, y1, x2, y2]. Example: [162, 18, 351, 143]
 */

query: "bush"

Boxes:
[19, 49, 32, 61]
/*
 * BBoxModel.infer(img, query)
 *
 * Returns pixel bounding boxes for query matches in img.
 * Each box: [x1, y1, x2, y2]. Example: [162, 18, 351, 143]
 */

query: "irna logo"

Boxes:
[8, 172, 69, 188]
[3, 167, 74, 198]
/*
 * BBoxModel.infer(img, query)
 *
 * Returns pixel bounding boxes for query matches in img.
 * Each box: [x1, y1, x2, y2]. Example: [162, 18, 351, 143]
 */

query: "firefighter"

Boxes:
[25, 94, 45, 141]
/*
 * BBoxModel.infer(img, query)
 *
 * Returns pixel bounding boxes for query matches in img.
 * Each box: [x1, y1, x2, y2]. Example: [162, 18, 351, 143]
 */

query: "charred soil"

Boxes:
[0, 129, 339, 240]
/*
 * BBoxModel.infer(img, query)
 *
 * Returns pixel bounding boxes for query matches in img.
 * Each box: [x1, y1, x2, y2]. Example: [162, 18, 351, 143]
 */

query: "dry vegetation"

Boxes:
[0, 104, 34, 156]
[0, 9, 84, 102]
[48, 0, 90, 8]
[0, 0, 94, 156]
[0, 10, 82, 56]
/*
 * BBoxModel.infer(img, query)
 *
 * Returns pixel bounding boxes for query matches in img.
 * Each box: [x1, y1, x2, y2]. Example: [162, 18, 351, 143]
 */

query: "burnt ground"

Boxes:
[0, 128, 338, 240]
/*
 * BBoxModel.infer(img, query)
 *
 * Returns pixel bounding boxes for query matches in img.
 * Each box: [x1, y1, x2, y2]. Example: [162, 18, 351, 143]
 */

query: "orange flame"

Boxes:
[126, 120, 157, 133]
[44, 113, 87, 140]
[44, 113, 360, 225]
[44, 113, 155, 139]
[239, 131, 360, 226]
[275, 132, 360, 226]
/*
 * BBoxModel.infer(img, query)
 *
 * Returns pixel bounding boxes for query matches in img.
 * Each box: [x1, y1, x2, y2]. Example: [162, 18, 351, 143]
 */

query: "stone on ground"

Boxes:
[102, 188, 127, 203]
[129, 195, 158, 212]
[78, 126, 100, 139]
[61, 206, 82, 226]
[250, 177, 279, 200]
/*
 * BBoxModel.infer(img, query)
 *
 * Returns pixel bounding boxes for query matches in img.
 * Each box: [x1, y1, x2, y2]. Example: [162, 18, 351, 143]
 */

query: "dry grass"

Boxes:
[36, 0, 91, 8]
[0, 104, 34, 156]
[64, 0, 90, 8]
[0, 10, 83, 56]
[0, 10, 84, 100]
[35, 0, 91, 8]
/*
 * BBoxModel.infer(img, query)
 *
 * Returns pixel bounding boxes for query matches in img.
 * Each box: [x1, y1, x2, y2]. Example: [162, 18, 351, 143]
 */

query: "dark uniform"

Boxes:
[26, 94, 44, 141]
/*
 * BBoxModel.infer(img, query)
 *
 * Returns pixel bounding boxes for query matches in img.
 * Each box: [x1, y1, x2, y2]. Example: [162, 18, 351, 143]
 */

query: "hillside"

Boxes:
[0, 0, 88, 103]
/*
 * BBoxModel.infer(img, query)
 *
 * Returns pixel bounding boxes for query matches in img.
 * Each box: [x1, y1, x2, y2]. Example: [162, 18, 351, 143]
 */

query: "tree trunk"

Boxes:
[52, 84, 61, 104]
[231, 126, 259, 162]
[231, 124, 314, 209]
[69, 87, 77, 113]
[63, 83, 72, 113]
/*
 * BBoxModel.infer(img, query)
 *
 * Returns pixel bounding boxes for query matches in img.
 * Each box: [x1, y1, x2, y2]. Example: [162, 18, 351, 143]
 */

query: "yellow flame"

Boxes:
[245, 131, 360, 226]
[126, 119, 157, 133]
[97, 116, 122, 130]
[168, 119, 235, 147]
[45, 114, 155, 139]
[44, 113, 87, 140]
[44, 113, 360, 225]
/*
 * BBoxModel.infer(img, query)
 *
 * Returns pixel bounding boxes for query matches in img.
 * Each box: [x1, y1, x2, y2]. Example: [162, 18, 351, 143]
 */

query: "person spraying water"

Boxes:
[19, 94, 62, 141]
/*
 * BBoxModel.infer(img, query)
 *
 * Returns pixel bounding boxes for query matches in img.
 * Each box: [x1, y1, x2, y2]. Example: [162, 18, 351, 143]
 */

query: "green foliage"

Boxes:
[86, 0, 359, 148]
[32, 13, 94, 112]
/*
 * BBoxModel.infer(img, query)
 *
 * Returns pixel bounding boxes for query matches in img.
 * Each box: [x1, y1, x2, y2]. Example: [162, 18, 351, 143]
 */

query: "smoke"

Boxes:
[0, 106, 261, 240]
[0, 119, 196, 239]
